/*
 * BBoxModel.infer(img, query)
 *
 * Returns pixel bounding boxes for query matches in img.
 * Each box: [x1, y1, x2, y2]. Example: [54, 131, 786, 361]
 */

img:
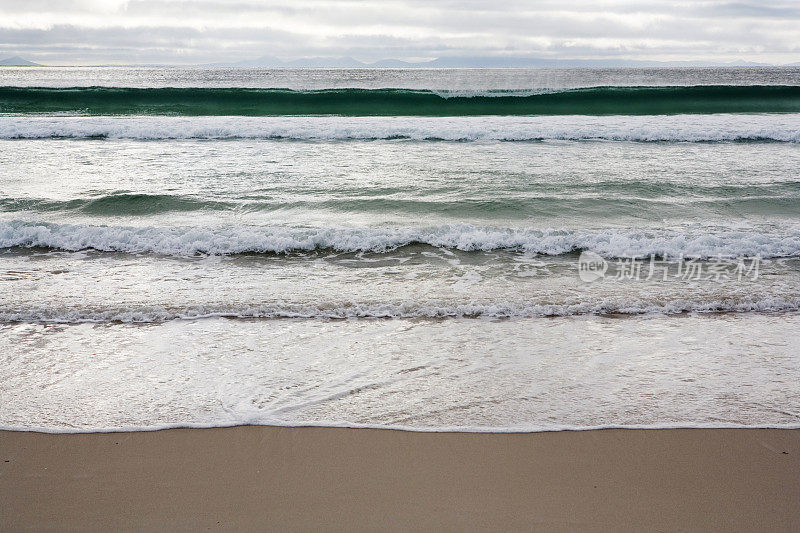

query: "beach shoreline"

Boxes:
[1, 427, 798, 531]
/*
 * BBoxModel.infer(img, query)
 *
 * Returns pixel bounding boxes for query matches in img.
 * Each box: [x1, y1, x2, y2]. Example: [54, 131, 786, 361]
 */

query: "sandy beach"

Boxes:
[1, 427, 798, 531]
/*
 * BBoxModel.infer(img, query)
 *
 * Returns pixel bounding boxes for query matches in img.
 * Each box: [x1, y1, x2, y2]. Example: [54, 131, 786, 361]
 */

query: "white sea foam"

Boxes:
[1, 114, 800, 141]
[3, 421, 800, 435]
[2, 297, 799, 323]
[2, 220, 799, 258]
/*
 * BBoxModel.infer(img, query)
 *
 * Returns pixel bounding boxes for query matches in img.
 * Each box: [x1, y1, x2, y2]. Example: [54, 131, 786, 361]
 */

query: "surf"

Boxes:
[3, 85, 800, 116]
[2, 113, 800, 141]
[3, 220, 799, 258]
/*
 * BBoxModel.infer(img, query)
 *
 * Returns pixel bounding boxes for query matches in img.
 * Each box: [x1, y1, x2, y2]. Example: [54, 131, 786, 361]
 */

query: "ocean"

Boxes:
[1, 67, 799, 432]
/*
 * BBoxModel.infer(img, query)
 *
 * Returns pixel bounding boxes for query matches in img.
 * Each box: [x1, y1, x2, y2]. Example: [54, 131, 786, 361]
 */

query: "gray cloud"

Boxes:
[0, 0, 798, 64]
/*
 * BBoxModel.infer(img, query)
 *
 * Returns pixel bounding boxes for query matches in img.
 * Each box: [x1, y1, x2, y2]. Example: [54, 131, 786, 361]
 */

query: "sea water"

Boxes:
[1, 67, 799, 432]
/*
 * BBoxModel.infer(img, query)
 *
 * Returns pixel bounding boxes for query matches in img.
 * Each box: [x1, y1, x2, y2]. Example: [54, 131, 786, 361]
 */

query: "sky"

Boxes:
[1, 0, 799, 65]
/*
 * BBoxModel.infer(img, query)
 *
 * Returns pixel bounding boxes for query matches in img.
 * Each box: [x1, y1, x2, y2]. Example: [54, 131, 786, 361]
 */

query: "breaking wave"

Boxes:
[2, 85, 800, 116]
[2, 220, 799, 258]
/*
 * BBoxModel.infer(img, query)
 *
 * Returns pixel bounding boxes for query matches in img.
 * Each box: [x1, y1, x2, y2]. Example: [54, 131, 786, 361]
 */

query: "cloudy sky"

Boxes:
[1, 0, 799, 65]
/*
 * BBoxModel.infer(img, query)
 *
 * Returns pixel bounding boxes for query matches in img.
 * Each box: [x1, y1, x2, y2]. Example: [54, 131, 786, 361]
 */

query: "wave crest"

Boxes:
[2, 85, 800, 116]
[2, 221, 799, 258]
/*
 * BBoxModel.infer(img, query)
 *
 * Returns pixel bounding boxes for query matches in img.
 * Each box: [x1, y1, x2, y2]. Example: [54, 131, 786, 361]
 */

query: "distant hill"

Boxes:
[0, 56, 42, 66]
[17, 55, 794, 69]
[423, 57, 777, 68]
[202, 55, 784, 69]
[206, 56, 371, 68]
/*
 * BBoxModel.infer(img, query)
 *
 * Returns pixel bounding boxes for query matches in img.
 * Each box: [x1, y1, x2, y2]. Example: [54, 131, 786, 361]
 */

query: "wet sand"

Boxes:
[1, 427, 798, 531]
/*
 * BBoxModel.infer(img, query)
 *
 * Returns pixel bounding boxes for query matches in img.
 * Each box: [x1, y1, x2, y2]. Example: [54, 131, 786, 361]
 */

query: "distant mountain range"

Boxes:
[3, 54, 799, 68]
[206, 55, 787, 68]
[0, 56, 42, 66]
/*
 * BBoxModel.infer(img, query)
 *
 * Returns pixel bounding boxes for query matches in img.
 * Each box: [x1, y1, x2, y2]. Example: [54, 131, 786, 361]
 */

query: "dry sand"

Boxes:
[1, 427, 798, 531]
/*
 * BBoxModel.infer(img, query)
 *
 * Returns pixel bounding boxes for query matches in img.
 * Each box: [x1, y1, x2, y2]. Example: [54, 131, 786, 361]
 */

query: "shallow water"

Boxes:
[2, 314, 798, 432]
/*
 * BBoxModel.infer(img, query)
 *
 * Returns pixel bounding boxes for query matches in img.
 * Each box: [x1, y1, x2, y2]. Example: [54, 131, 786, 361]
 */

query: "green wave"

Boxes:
[3, 185, 800, 217]
[0, 194, 231, 215]
[2, 85, 800, 116]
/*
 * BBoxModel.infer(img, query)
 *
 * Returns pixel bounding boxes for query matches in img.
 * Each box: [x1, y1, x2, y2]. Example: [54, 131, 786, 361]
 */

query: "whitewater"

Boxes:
[2, 221, 800, 257]
[2, 114, 800, 141]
